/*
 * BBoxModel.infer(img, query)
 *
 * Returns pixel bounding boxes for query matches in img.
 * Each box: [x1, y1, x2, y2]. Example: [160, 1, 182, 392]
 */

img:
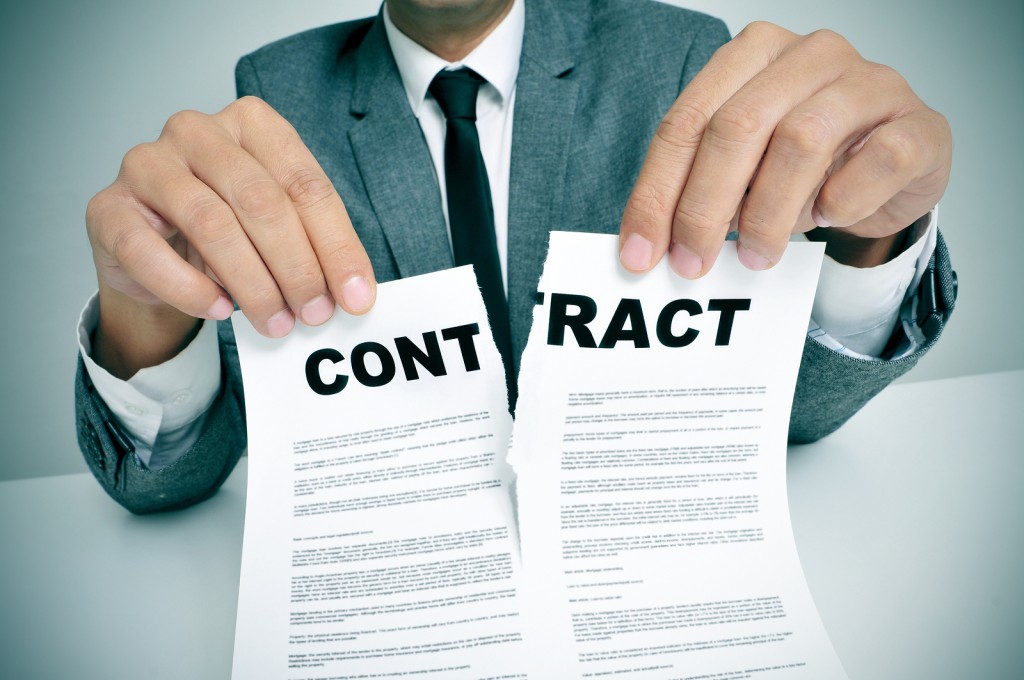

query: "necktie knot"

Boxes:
[429, 67, 485, 121]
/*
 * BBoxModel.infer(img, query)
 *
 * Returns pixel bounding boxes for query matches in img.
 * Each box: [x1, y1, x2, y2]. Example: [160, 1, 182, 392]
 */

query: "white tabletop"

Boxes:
[1, 370, 1021, 680]
[788, 369, 1024, 680]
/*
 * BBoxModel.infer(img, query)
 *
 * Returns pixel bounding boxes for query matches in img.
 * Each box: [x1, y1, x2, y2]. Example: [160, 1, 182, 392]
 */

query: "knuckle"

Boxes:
[865, 61, 899, 84]
[655, 100, 709, 152]
[674, 200, 719, 239]
[119, 142, 160, 176]
[928, 108, 951, 136]
[774, 111, 836, 159]
[740, 21, 777, 42]
[872, 128, 919, 176]
[184, 197, 235, 241]
[244, 285, 284, 315]
[233, 95, 269, 116]
[319, 236, 364, 267]
[735, 22, 799, 61]
[816, 183, 851, 223]
[86, 186, 136, 247]
[626, 182, 674, 225]
[85, 189, 113, 228]
[807, 28, 851, 54]
[863, 62, 910, 96]
[926, 109, 953, 152]
[708, 102, 766, 147]
[282, 166, 336, 211]
[737, 210, 779, 243]
[232, 177, 287, 220]
[739, 21, 793, 50]
[280, 260, 323, 293]
[109, 226, 152, 267]
[230, 96, 276, 128]
[162, 109, 207, 138]
[808, 28, 840, 43]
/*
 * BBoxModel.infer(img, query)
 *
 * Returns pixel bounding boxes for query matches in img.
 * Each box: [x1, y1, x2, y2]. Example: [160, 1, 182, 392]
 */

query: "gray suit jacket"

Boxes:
[75, 0, 956, 513]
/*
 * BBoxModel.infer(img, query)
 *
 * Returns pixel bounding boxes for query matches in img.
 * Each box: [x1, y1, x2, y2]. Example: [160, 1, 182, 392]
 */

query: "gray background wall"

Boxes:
[1, 0, 1020, 481]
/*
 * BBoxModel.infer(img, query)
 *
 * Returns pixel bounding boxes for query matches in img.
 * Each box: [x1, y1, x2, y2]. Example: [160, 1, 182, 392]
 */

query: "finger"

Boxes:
[225, 97, 377, 315]
[121, 142, 293, 338]
[815, 109, 949, 237]
[671, 29, 860, 276]
[737, 65, 918, 268]
[162, 107, 337, 327]
[620, 22, 790, 273]
[89, 196, 233, 320]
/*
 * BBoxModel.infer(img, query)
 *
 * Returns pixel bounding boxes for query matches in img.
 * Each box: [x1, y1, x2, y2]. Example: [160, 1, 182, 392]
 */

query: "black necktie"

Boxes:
[429, 68, 516, 407]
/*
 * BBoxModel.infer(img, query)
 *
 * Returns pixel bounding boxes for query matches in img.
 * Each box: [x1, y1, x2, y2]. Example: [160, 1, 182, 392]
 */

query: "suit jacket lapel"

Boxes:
[348, 15, 454, 279]
[506, 0, 581, 365]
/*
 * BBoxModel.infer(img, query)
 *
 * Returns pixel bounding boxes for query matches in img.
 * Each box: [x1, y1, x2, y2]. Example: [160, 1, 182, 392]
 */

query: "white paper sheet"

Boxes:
[232, 235, 847, 679]
[231, 266, 528, 680]
[510, 234, 847, 679]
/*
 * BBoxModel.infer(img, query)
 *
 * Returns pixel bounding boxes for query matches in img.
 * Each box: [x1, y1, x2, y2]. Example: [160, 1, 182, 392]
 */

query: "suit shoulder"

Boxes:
[563, 0, 730, 92]
[242, 17, 375, 63]
[586, 0, 730, 51]
[236, 17, 374, 88]
[599, 0, 724, 25]
[589, 0, 724, 32]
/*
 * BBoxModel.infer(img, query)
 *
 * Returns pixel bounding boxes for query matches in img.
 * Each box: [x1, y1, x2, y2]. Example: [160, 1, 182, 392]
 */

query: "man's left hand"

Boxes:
[619, 22, 952, 276]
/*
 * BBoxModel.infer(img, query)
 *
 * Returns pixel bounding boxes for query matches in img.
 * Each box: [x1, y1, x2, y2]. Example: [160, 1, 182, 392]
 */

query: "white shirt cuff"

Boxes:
[77, 293, 222, 469]
[802, 209, 938, 358]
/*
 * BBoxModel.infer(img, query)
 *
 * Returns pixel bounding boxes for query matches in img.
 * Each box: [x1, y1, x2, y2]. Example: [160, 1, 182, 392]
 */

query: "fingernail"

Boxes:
[738, 243, 773, 271]
[812, 206, 832, 228]
[340, 275, 374, 314]
[266, 309, 295, 338]
[206, 296, 234, 320]
[301, 294, 335, 326]
[668, 242, 703, 279]
[619, 233, 654, 272]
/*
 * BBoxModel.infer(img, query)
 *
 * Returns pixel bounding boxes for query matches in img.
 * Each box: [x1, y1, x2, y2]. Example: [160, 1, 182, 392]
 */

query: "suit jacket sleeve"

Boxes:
[789, 232, 957, 442]
[75, 320, 247, 514]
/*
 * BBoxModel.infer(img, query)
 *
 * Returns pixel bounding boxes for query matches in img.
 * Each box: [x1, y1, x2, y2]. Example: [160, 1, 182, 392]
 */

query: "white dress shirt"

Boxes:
[77, 0, 936, 469]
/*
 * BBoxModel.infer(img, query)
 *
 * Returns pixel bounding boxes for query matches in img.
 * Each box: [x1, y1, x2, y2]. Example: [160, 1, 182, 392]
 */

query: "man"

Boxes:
[76, 0, 955, 513]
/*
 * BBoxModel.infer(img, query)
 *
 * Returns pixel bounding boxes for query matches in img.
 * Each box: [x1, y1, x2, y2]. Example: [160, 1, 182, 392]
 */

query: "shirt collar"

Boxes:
[382, 0, 524, 117]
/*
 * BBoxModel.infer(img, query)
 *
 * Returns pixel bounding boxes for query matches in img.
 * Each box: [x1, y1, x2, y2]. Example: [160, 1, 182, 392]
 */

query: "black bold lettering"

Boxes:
[305, 348, 348, 395]
[599, 298, 650, 348]
[350, 342, 397, 387]
[708, 299, 752, 346]
[395, 332, 447, 381]
[547, 293, 598, 347]
[441, 323, 482, 372]
[656, 299, 703, 347]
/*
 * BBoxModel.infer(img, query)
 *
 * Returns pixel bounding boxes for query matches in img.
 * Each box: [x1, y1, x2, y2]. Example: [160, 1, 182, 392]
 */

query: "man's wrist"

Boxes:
[803, 209, 937, 358]
[94, 283, 203, 380]
[805, 214, 928, 269]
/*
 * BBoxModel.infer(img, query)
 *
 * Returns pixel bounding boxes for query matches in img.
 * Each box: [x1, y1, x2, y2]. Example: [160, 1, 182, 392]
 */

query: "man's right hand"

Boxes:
[86, 97, 376, 377]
